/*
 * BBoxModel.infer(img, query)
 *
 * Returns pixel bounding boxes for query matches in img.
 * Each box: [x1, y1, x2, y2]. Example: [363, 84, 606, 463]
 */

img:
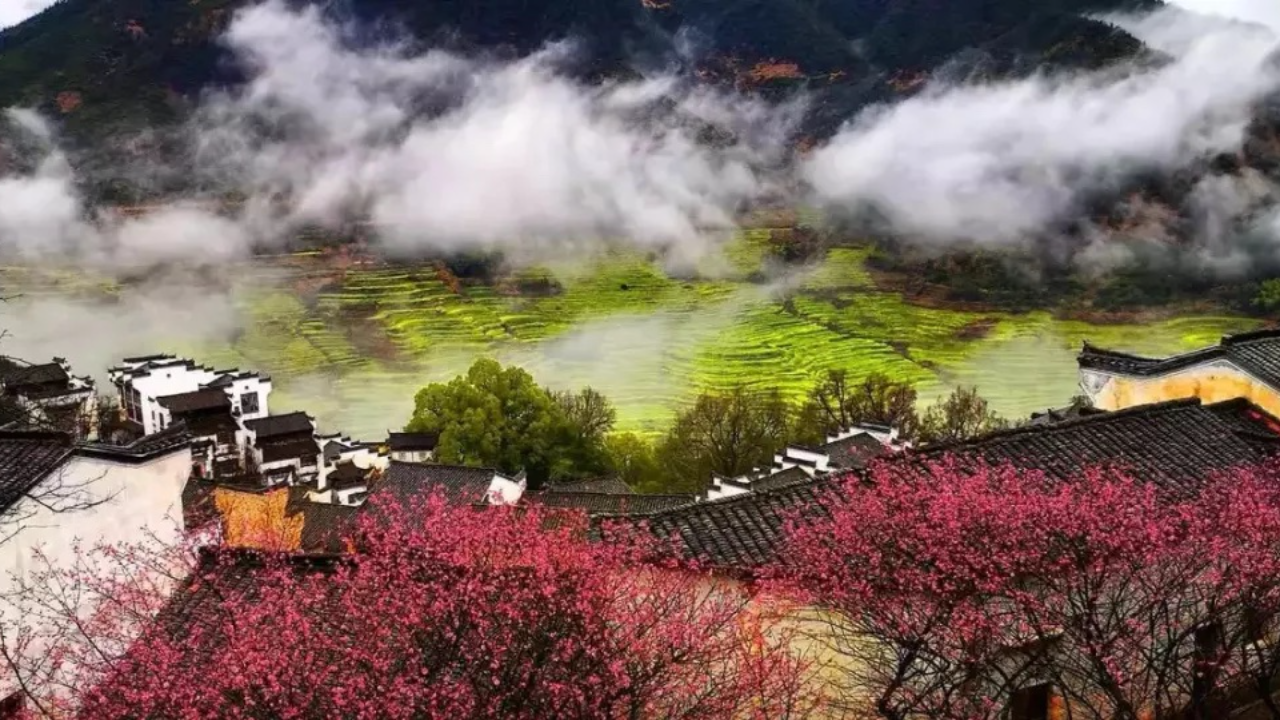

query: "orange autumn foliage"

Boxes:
[744, 61, 803, 83]
[212, 487, 304, 552]
[55, 92, 82, 114]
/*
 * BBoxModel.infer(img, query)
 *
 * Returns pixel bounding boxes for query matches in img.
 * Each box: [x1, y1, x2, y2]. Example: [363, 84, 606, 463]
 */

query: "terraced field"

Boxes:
[0, 240, 1262, 440]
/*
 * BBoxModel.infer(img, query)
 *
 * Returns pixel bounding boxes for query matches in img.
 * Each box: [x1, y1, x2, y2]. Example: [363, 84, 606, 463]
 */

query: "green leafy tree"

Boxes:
[918, 386, 1008, 445]
[656, 387, 793, 494]
[1256, 279, 1280, 313]
[552, 387, 618, 478]
[604, 432, 666, 493]
[796, 369, 920, 445]
[406, 359, 580, 487]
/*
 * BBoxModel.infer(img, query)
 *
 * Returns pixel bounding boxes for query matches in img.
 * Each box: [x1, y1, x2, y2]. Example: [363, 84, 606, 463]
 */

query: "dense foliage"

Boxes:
[656, 386, 795, 494]
[410, 360, 1012, 494]
[776, 458, 1280, 720]
[406, 358, 616, 486]
[5, 495, 811, 718]
[0, 0, 1152, 151]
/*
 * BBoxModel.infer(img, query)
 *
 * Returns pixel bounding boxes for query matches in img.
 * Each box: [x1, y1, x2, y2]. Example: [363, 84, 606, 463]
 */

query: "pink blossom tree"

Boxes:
[4, 495, 812, 719]
[1194, 462, 1280, 720]
[774, 458, 1242, 720]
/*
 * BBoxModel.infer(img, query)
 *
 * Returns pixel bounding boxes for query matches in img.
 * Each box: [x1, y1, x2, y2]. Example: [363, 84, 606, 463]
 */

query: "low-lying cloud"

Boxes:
[804, 6, 1280, 249]
[195, 1, 799, 266]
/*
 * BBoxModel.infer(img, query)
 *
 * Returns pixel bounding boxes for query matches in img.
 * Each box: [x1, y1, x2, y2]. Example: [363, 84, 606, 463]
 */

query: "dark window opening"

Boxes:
[1009, 683, 1051, 720]
[1246, 605, 1273, 645]
[0, 691, 24, 719]
[240, 392, 260, 415]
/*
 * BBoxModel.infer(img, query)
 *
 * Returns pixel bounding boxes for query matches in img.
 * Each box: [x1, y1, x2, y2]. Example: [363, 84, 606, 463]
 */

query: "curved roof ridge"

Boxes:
[915, 399, 1206, 456]
[1222, 327, 1280, 346]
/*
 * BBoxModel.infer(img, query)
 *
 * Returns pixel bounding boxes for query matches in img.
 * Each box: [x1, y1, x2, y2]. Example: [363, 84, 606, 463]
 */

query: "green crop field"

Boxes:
[0, 237, 1262, 441]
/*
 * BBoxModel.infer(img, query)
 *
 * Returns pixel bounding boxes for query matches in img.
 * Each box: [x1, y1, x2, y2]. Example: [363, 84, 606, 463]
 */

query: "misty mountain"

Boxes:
[0, 0, 1156, 145]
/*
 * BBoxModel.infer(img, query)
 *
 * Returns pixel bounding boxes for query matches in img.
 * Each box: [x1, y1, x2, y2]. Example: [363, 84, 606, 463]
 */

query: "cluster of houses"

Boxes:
[5, 329, 1280, 717]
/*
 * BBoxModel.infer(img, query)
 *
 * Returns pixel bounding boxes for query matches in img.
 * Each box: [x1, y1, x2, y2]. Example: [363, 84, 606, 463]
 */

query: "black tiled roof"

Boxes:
[912, 398, 1278, 497]
[0, 361, 68, 389]
[387, 431, 440, 451]
[1203, 399, 1280, 454]
[278, 465, 499, 552]
[149, 548, 346, 660]
[379, 462, 497, 504]
[285, 489, 362, 554]
[1079, 329, 1280, 388]
[0, 432, 74, 514]
[625, 399, 1280, 574]
[260, 438, 320, 465]
[186, 411, 239, 444]
[533, 492, 695, 516]
[545, 477, 635, 495]
[819, 433, 889, 470]
[1029, 402, 1108, 426]
[0, 398, 26, 429]
[77, 423, 192, 463]
[245, 412, 314, 439]
[749, 466, 814, 493]
[157, 389, 230, 414]
[614, 479, 833, 572]
[121, 354, 177, 364]
[326, 462, 370, 490]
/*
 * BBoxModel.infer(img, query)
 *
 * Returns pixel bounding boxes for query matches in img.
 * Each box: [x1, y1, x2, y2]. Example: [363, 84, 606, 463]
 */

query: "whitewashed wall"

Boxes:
[0, 447, 192, 703]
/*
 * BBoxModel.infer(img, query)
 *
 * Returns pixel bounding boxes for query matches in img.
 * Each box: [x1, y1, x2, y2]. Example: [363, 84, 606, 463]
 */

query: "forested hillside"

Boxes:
[0, 0, 1157, 143]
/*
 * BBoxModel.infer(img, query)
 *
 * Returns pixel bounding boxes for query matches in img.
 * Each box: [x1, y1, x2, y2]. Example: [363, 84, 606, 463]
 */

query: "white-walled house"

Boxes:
[704, 424, 904, 501]
[0, 357, 98, 440]
[0, 425, 192, 701]
[109, 356, 272, 437]
[243, 412, 322, 488]
[386, 432, 438, 464]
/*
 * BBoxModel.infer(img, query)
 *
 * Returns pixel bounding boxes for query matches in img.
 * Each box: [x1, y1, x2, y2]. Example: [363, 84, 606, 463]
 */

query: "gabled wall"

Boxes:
[1082, 361, 1280, 418]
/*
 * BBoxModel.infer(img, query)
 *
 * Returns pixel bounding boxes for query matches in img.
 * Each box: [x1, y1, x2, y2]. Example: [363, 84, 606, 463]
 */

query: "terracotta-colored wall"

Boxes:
[1095, 365, 1280, 419]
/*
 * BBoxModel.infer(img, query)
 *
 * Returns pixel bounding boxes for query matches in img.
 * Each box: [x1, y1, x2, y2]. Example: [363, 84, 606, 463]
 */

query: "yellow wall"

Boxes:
[211, 487, 304, 552]
[1095, 364, 1280, 419]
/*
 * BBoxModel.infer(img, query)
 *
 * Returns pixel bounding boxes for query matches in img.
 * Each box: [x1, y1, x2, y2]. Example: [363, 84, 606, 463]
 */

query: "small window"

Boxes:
[1195, 623, 1224, 661]
[240, 392, 260, 415]
[1009, 683, 1051, 720]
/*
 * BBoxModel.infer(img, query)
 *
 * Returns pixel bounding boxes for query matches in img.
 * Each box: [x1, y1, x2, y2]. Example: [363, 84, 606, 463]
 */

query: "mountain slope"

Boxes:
[0, 0, 1155, 145]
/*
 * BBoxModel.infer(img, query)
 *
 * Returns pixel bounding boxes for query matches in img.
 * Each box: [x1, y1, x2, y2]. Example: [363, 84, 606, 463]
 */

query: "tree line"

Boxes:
[406, 359, 1007, 493]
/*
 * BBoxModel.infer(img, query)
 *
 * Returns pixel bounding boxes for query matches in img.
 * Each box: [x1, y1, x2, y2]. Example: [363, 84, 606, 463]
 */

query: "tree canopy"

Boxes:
[406, 359, 615, 487]
[656, 386, 794, 494]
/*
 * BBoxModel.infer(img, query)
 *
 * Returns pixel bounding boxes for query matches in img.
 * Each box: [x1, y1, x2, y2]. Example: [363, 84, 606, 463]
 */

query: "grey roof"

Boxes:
[1029, 402, 1108, 426]
[157, 389, 230, 414]
[387, 432, 440, 452]
[379, 462, 496, 504]
[246, 412, 314, 439]
[0, 432, 75, 515]
[623, 398, 1280, 574]
[819, 433, 889, 470]
[260, 438, 320, 465]
[749, 466, 815, 493]
[613, 479, 833, 572]
[1079, 328, 1280, 388]
[327, 462, 371, 490]
[77, 423, 192, 463]
[912, 398, 1280, 498]
[121, 354, 177, 364]
[533, 492, 695, 516]
[0, 361, 68, 388]
[545, 477, 635, 495]
[281, 464, 500, 552]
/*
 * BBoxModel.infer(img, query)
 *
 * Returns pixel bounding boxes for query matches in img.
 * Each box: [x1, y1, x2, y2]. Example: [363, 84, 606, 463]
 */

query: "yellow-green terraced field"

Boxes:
[0, 241, 1263, 440]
